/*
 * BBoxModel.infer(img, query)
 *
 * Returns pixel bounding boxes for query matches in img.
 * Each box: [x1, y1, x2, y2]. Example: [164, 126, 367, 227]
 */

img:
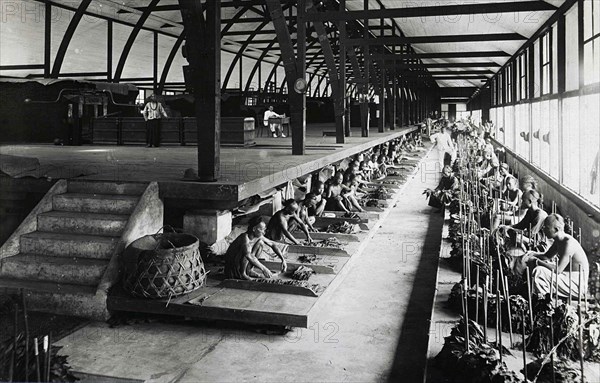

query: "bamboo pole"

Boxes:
[579, 266, 585, 383]
[8, 303, 17, 383]
[522, 310, 528, 381]
[549, 270, 556, 383]
[45, 333, 51, 383]
[483, 277, 489, 342]
[463, 280, 470, 353]
[504, 275, 514, 347]
[555, 264, 559, 307]
[34, 338, 40, 383]
[526, 266, 534, 329]
[21, 290, 29, 382]
[569, 260, 573, 306]
[497, 287, 503, 363]
[475, 265, 480, 323]
[496, 242, 505, 298]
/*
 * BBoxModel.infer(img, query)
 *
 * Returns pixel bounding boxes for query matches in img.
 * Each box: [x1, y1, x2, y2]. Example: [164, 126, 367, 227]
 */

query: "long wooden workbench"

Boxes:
[107, 144, 431, 328]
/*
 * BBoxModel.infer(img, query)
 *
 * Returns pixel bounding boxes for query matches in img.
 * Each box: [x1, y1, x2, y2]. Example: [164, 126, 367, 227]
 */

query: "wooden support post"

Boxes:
[292, 0, 307, 154]
[362, 0, 369, 137]
[337, 0, 347, 143]
[179, 0, 221, 181]
[307, 0, 344, 148]
[391, 59, 397, 130]
[379, 67, 385, 133]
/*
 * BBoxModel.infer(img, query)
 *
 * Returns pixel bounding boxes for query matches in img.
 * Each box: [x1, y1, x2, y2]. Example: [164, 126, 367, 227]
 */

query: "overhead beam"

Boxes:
[374, 51, 511, 59]
[306, 1, 557, 22]
[50, 0, 92, 78]
[419, 62, 502, 68]
[114, 0, 161, 82]
[428, 76, 490, 80]
[344, 33, 526, 45]
[427, 70, 496, 75]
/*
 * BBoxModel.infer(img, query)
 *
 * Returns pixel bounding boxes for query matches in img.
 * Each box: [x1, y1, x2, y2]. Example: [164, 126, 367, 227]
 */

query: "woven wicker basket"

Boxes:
[122, 232, 207, 298]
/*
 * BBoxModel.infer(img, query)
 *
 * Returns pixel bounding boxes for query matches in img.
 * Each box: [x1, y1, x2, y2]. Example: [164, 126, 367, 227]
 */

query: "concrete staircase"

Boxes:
[0, 180, 161, 319]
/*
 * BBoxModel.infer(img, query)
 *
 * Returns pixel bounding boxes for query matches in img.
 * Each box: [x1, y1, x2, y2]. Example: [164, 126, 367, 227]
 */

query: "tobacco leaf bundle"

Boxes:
[301, 237, 344, 249]
[325, 221, 360, 234]
[298, 254, 318, 264]
[525, 295, 600, 361]
[523, 357, 580, 383]
[435, 317, 516, 383]
[0, 334, 79, 382]
[291, 266, 314, 281]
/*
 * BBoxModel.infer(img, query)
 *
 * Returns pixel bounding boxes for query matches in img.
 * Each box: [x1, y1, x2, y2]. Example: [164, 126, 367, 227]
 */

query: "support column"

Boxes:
[292, 0, 307, 154]
[391, 61, 397, 130]
[179, 0, 221, 181]
[378, 66, 385, 133]
[337, 0, 347, 143]
[361, 0, 369, 137]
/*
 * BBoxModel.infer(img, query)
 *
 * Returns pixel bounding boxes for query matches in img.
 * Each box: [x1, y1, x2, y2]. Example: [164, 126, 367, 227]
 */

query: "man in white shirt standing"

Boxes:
[263, 105, 285, 138]
[430, 126, 455, 171]
[142, 94, 168, 147]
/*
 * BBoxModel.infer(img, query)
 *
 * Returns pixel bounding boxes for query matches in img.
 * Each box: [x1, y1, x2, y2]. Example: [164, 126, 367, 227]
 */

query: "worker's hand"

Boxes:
[306, 236, 313, 244]
[524, 254, 538, 269]
[280, 259, 287, 273]
[261, 267, 273, 279]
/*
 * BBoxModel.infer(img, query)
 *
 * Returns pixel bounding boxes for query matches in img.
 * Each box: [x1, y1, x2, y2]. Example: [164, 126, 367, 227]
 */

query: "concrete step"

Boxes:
[67, 181, 147, 196]
[53, 193, 139, 214]
[0, 254, 108, 286]
[0, 278, 107, 319]
[38, 211, 129, 236]
[20, 231, 119, 259]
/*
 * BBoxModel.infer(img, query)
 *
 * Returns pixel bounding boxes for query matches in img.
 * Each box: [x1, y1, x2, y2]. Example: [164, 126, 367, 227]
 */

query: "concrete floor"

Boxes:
[55, 149, 444, 382]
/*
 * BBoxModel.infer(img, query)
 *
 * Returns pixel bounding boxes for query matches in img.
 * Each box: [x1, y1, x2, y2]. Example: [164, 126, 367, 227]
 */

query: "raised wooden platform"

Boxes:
[106, 143, 433, 328]
[0, 124, 419, 208]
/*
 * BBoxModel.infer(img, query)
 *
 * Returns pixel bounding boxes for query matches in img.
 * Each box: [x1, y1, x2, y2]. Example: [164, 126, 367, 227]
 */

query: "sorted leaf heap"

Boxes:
[292, 266, 315, 281]
[325, 221, 360, 234]
[298, 254, 319, 264]
[301, 237, 344, 249]
[435, 318, 518, 383]
[255, 278, 322, 294]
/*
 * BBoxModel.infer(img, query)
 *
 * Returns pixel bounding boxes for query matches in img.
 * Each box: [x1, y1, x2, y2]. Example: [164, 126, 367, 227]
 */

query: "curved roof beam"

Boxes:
[50, 0, 92, 78]
[222, 4, 294, 90]
[157, 32, 185, 94]
[113, 0, 161, 82]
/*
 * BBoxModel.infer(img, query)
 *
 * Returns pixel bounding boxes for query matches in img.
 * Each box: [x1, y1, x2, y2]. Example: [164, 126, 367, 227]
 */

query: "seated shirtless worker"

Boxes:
[224, 216, 287, 280]
[524, 214, 589, 299]
[266, 199, 313, 245]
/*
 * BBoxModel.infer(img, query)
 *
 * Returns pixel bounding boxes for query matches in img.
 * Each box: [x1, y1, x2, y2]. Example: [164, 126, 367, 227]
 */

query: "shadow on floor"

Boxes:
[387, 210, 445, 382]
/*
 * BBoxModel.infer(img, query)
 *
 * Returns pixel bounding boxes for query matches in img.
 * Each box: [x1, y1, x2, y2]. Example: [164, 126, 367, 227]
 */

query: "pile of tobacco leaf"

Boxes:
[446, 284, 532, 335]
[325, 221, 360, 234]
[525, 295, 600, 362]
[298, 254, 318, 264]
[291, 266, 314, 281]
[366, 186, 391, 200]
[523, 357, 580, 383]
[256, 278, 322, 294]
[301, 237, 344, 249]
[0, 334, 79, 382]
[435, 317, 517, 383]
[359, 199, 385, 208]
